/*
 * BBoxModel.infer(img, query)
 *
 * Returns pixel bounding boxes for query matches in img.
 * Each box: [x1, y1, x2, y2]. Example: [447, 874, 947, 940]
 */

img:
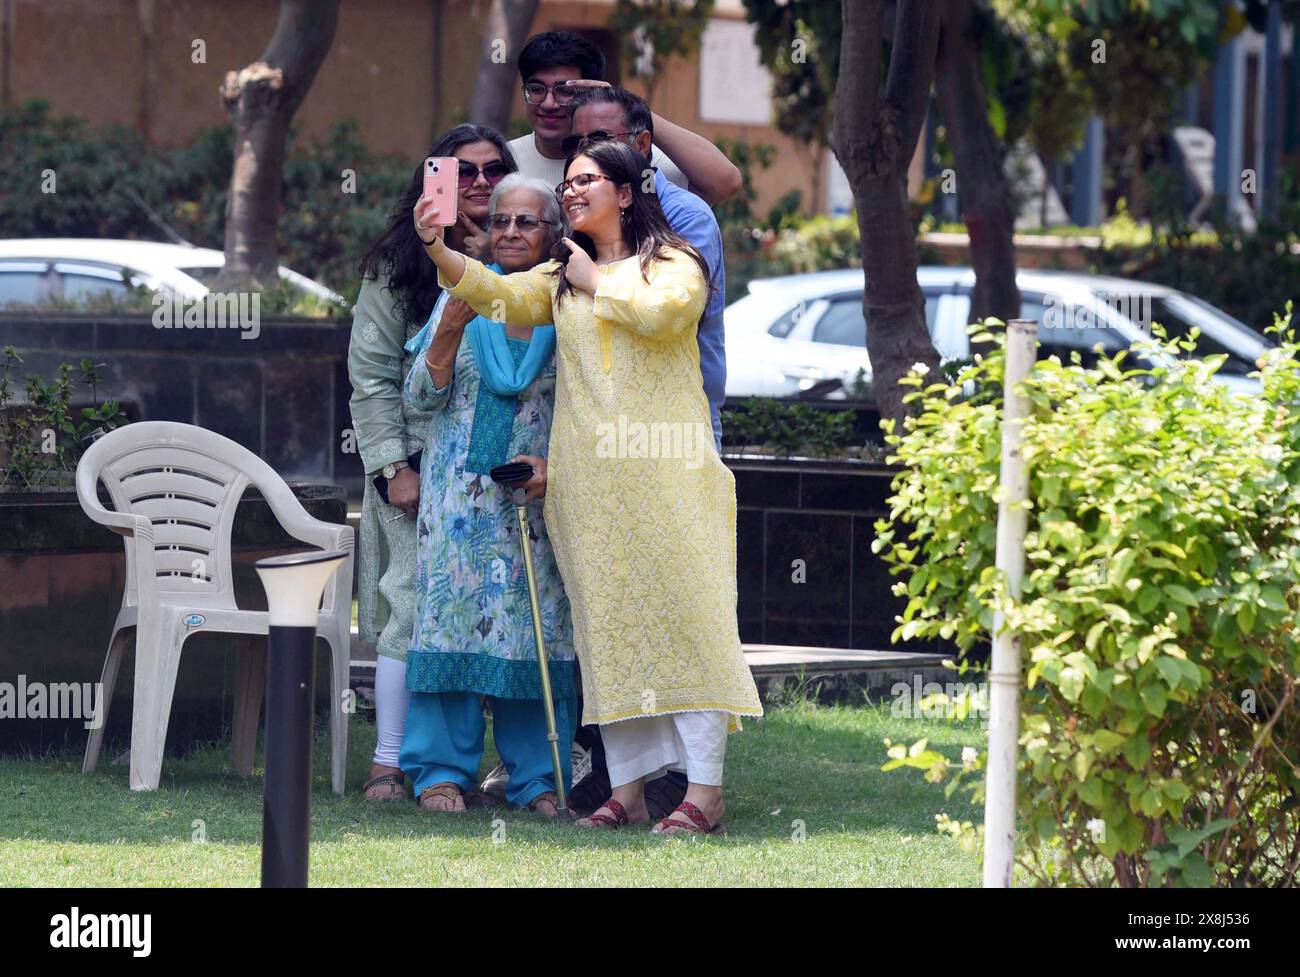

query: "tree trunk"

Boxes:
[467, 0, 541, 135]
[216, 0, 340, 292]
[934, 0, 1019, 324]
[832, 0, 942, 428]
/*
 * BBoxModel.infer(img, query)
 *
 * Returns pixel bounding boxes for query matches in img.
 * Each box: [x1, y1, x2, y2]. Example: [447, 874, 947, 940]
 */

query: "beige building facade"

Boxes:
[0, 0, 848, 217]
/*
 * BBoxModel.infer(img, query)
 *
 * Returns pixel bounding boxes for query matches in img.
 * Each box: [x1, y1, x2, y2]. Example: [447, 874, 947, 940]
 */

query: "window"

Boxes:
[813, 298, 867, 347]
[1115, 293, 1264, 375]
[1029, 292, 1125, 366]
[59, 272, 131, 302]
[767, 303, 808, 339]
[0, 263, 50, 306]
[811, 294, 941, 348]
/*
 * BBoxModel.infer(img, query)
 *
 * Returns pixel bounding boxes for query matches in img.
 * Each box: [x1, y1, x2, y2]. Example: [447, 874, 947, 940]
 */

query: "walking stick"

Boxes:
[490, 462, 570, 818]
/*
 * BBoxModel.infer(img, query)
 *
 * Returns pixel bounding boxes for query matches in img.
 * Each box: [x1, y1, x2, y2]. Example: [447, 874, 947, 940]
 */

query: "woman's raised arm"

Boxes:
[414, 194, 556, 327]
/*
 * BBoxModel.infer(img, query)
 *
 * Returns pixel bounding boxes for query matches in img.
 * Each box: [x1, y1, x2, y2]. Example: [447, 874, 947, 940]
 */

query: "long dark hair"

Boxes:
[552, 140, 713, 312]
[358, 124, 517, 326]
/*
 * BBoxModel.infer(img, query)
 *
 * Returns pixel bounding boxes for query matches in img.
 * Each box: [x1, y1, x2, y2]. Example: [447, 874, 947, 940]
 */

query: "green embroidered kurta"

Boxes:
[348, 275, 436, 662]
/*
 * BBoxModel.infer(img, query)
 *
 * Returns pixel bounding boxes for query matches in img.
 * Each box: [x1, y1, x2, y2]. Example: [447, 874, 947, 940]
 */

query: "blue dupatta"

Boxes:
[405, 263, 556, 475]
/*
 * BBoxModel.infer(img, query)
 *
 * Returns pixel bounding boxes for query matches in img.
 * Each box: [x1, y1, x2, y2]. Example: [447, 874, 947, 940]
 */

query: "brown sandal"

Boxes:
[418, 782, 467, 811]
[652, 800, 724, 836]
[362, 771, 409, 801]
[528, 791, 560, 816]
[574, 797, 629, 829]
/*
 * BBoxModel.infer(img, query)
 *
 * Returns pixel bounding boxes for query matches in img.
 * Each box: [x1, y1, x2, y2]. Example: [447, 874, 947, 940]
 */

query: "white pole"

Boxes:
[982, 317, 1036, 888]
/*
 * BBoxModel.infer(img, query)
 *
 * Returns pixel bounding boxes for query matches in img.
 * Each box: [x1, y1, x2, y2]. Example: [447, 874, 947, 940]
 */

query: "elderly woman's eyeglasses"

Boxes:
[554, 172, 615, 200]
[458, 161, 511, 188]
[522, 81, 578, 105]
[488, 214, 553, 233]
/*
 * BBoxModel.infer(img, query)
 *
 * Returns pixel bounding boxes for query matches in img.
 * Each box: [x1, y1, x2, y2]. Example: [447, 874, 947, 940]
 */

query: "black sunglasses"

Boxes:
[561, 129, 642, 157]
[458, 161, 511, 188]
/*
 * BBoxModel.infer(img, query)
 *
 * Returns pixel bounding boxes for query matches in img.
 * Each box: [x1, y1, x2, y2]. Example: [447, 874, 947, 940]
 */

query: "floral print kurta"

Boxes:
[440, 251, 763, 731]
[403, 319, 575, 702]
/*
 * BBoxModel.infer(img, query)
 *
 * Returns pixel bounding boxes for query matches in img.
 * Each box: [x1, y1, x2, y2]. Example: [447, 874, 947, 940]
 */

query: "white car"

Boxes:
[724, 267, 1272, 399]
[0, 238, 345, 308]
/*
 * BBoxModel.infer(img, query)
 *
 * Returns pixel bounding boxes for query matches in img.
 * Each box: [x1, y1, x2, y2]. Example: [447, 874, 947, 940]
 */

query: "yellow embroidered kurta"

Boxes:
[441, 250, 763, 731]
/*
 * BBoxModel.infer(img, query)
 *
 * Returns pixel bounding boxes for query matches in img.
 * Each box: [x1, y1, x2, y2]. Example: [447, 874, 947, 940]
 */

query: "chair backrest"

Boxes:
[77, 421, 305, 605]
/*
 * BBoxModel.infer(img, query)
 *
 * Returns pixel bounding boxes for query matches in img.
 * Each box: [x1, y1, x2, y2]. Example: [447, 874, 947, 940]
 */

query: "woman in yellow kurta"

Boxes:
[413, 139, 762, 835]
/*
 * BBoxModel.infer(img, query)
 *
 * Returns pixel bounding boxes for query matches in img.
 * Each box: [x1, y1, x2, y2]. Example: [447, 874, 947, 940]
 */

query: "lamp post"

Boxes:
[254, 549, 348, 888]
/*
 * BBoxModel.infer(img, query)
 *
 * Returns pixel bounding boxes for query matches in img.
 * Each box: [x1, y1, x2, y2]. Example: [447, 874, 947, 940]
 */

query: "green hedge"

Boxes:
[877, 311, 1300, 886]
[0, 100, 409, 310]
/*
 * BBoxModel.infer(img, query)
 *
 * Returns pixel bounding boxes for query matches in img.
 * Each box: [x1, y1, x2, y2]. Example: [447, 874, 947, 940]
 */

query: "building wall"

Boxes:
[2, 0, 824, 217]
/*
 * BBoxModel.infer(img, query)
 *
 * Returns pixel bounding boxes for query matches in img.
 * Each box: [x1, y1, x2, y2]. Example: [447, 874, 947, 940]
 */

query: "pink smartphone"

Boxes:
[422, 156, 459, 226]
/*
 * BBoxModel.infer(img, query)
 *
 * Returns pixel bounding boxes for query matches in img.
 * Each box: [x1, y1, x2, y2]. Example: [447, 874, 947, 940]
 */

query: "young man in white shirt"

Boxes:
[506, 31, 742, 205]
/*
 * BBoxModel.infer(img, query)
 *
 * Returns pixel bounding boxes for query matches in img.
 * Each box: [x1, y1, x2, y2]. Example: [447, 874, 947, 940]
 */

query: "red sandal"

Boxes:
[574, 797, 630, 829]
[652, 800, 724, 836]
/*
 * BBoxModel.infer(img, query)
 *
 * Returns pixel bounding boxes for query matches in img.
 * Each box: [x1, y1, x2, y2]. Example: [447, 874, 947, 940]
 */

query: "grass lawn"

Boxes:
[0, 699, 983, 887]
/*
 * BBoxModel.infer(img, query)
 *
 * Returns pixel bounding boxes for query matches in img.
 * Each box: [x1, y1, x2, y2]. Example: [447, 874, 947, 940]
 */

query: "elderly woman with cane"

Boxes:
[412, 140, 762, 835]
[398, 174, 576, 817]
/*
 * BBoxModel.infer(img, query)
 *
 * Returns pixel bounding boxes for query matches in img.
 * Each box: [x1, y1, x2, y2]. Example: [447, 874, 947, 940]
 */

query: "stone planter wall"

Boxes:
[727, 455, 971, 659]
[0, 312, 363, 497]
[0, 484, 347, 754]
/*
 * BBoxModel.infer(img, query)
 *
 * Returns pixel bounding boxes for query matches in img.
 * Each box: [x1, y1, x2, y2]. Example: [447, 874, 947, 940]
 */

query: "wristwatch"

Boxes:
[382, 461, 408, 480]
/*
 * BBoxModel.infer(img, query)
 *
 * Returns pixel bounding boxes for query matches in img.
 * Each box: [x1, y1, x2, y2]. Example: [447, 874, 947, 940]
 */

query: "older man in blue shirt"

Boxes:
[566, 87, 728, 451]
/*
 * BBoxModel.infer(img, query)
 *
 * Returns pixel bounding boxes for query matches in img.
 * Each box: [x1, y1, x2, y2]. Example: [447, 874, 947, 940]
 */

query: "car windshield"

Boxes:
[1104, 291, 1268, 376]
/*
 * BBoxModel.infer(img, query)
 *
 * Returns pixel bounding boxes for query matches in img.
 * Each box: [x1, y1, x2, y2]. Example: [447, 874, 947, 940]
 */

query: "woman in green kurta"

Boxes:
[413, 139, 763, 835]
[349, 124, 516, 800]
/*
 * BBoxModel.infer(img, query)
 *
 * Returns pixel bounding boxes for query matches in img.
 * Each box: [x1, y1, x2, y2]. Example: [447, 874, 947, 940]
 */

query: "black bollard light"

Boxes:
[254, 549, 348, 888]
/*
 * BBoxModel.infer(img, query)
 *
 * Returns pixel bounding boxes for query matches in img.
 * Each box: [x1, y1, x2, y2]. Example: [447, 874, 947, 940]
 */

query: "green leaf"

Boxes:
[1260, 585, 1288, 611]
[1085, 621, 1108, 651]
[1155, 656, 1183, 689]
[1179, 851, 1213, 887]
[1122, 733, 1151, 769]
[1237, 603, 1256, 635]
[1167, 819, 1237, 858]
[1058, 666, 1085, 702]
[1140, 683, 1168, 718]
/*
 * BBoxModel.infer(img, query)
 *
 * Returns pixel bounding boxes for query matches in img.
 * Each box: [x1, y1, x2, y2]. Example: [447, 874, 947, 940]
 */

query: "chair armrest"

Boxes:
[75, 466, 151, 538]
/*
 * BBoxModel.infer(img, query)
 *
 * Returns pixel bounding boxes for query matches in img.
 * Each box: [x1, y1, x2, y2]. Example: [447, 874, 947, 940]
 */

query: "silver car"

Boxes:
[724, 267, 1273, 398]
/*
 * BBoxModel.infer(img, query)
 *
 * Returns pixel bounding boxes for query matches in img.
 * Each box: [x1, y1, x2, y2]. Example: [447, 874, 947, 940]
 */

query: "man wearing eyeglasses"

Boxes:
[506, 31, 742, 206]
[565, 86, 729, 456]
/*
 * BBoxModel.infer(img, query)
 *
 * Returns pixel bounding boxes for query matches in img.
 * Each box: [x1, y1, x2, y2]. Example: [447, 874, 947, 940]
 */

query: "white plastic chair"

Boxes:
[76, 421, 354, 794]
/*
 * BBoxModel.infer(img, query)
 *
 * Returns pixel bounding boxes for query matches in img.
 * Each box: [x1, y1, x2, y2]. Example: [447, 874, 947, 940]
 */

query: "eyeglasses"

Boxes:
[458, 161, 511, 188]
[488, 213, 554, 232]
[522, 81, 579, 105]
[554, 172, 616, 200]
[561, 129, 642, 156]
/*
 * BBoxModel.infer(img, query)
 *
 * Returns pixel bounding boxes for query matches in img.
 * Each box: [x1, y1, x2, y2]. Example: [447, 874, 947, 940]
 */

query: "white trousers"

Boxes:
[601, 711, 729, 787]
[372, 654, 411, 767]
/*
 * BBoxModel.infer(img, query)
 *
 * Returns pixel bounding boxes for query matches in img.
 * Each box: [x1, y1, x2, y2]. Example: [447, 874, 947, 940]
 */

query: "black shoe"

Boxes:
[479, 759, 509, 802]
